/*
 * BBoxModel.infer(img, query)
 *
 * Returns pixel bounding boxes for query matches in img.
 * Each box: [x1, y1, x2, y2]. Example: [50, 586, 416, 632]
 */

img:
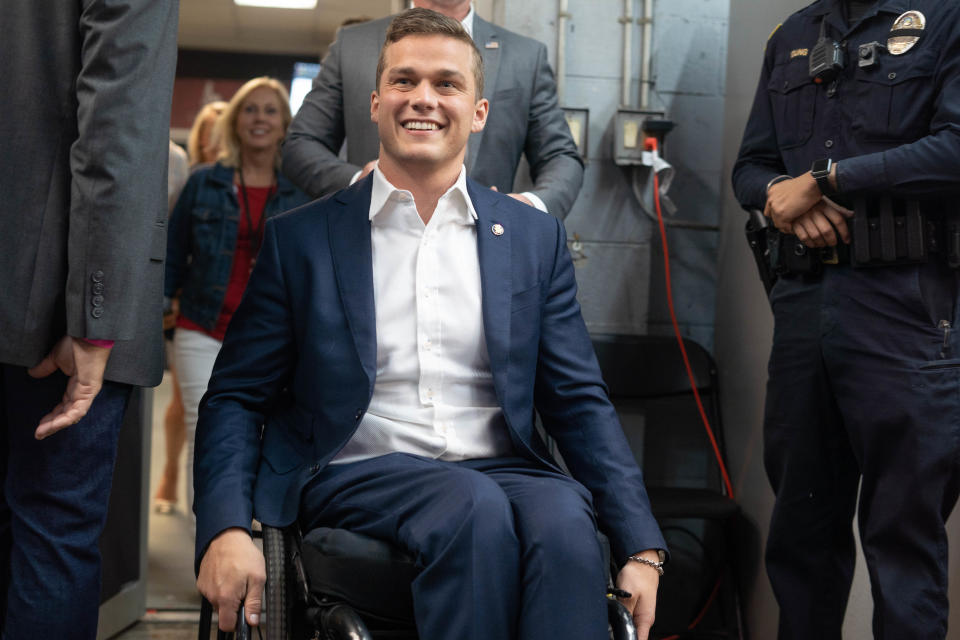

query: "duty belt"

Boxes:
[770, 198, 959, 277]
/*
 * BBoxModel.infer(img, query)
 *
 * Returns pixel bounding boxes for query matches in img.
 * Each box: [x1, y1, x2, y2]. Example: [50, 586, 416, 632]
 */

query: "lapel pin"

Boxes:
[485, 41, 499, 49]
[492, 223, 505, 236]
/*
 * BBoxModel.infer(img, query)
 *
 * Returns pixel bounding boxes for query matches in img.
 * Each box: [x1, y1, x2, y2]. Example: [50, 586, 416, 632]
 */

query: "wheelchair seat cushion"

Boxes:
[301, 527, 419, 623]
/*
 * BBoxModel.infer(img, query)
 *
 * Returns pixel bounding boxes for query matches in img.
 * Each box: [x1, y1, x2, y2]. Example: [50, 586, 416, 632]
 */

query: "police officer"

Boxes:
[733, 0, 960, 637]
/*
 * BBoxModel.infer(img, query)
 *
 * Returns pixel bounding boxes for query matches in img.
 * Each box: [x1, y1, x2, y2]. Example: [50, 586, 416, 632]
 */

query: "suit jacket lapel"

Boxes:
[466, 17, 501, 175]
[328, 176, 377, 387]
[468, 179, 511, 400]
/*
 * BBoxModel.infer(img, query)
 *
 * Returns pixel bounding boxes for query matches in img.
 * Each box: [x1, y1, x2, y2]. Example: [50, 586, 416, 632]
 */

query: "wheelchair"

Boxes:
[201, 522, 639, 639]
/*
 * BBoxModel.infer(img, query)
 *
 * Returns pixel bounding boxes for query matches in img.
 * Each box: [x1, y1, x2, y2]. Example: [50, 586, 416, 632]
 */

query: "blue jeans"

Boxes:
[0, 364, 131, 639]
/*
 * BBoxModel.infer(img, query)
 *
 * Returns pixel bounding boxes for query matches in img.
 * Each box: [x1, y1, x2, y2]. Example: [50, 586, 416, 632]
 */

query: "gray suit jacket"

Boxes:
[0, 0, 178, 387]
[283, 14, 584, 218]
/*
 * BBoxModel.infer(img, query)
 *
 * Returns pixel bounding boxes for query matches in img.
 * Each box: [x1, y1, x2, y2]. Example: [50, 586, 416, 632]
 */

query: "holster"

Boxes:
[745, 209, 778, 295]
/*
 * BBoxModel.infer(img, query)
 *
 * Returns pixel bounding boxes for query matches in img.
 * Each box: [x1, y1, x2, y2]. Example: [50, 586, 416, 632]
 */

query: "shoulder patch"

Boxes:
[768, 23, 782, 42]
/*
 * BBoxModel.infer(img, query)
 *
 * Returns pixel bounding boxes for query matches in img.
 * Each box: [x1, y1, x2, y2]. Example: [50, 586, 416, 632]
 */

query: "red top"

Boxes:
[178, 184, 273, 341]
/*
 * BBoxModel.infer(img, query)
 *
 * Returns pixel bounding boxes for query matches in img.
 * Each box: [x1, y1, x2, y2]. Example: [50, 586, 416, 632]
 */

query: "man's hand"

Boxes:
[197, 528, 266, 631]
[791, 199, 854, 248]
[764, 173, 822, 232]
[27, 336, 112, 439]
[615, 552, 660, 640]
[489, 185, 533, 206]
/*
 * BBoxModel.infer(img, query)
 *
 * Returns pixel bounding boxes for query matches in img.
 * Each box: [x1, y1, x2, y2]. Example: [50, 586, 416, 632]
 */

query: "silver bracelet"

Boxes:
[766, 174, 792, 193]
[628, 553, 664, 576]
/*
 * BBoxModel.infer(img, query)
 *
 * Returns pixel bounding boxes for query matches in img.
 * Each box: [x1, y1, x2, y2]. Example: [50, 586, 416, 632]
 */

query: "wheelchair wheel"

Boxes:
[264, 526, 297, 639]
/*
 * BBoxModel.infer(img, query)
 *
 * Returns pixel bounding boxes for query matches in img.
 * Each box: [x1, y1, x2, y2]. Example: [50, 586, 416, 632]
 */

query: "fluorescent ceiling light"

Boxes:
[234, 0, 318, 8]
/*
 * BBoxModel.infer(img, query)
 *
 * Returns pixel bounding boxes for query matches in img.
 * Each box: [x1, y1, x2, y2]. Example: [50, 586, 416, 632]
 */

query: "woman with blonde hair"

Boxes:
[154, 99, 228, 514]
[165, 77, 309, 512]
[187, 100, 227, 166]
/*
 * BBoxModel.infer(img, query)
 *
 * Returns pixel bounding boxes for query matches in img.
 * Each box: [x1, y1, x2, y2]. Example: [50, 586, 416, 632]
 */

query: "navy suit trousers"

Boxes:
[0, 365, 131, 639]
[300, 453, 609, 639]
[764, 262, 960, 640]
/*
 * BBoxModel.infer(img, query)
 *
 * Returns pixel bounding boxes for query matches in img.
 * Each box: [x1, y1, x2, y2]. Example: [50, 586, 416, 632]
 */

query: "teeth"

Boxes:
[251, 129, 267, 135]
[404, 121, 439, 130]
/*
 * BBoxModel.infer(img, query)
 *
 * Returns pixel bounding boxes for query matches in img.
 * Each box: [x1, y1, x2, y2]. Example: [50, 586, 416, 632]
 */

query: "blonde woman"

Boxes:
[164, 78, 309, 513]
[187, 100, 227, 166]
[155, 100, 227, 514]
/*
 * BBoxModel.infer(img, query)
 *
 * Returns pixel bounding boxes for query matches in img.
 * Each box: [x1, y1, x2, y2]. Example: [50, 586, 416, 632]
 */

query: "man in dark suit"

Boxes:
[0, 1, 177, 636]
[282, 0, 584, 219]
[197, 9, 663, 639]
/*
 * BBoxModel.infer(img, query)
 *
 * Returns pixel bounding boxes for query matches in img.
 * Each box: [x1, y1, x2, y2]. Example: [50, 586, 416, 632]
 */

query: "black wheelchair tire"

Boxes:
[263, 526, 292, 639]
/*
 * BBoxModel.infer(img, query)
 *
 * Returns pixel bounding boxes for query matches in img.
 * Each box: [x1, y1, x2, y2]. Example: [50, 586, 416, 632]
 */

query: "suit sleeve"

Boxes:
[534, 218, 666, 563]
[522, 42, 585, 220]
[193, 218, 297, 569]
[282, 37, 363, 199]
[68, 0, 178, 341]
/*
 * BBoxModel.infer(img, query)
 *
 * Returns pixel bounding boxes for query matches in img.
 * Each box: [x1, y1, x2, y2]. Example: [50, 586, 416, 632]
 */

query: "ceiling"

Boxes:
[178, 0, 404, 56]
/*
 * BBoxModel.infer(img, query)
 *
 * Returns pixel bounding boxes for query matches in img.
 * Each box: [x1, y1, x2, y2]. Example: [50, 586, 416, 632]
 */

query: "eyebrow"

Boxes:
[387, 67, 467, 83]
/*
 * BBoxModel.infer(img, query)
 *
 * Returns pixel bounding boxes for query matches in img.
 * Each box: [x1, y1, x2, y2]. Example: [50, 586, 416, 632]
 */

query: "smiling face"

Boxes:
[371, 34, 488, 178]
[234, 86, 285, 155]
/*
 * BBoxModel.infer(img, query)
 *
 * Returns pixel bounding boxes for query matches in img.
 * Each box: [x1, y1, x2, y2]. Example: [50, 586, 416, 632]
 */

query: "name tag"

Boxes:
[790, 48, 809, 59]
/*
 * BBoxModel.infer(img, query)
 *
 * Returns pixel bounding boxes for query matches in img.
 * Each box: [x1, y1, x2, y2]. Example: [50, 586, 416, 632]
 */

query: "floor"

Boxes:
[114, 372, 206, 638]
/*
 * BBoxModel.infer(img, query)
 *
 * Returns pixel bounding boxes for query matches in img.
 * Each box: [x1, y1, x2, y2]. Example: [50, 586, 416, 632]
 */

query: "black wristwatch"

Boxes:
[811, 158, 837, 197]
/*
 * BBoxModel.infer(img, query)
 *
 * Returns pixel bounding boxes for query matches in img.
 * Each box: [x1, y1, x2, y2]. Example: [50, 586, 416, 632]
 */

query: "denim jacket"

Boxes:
[165, 162, 311, 331]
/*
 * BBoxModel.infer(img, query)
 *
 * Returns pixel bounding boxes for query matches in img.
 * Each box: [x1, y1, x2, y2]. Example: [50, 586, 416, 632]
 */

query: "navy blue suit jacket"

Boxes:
[193, 175, 665, 569]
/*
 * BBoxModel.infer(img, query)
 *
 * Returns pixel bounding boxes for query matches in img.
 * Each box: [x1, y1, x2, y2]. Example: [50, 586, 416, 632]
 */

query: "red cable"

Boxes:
[646, 137, 735, 501]
[646, 135, 733, 638]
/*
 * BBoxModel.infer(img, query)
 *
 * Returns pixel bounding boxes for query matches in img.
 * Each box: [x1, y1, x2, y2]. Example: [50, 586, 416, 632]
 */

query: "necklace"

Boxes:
[237, 167, 275, 270]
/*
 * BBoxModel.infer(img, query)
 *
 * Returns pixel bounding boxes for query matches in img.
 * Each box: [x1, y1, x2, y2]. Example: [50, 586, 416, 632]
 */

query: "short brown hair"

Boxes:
[375, 8, 484, 97]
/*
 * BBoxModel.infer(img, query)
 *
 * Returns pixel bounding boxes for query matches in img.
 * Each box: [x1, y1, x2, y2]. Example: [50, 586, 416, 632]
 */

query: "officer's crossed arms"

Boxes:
[764, 164, 852, 249]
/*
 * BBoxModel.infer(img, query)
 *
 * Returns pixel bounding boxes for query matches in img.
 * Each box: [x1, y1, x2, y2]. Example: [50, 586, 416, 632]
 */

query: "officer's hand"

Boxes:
[765, 173, 822, 232]
[197, 528, 265, 631]
[791, 199, 854, 248]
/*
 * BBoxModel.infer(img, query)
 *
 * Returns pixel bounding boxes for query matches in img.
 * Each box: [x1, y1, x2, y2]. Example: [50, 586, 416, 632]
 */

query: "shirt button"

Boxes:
[355, 409, 363, 420]
[888, 72, 897, 80]
[91, 307, 104, 319]
[824, 139, 834, 149]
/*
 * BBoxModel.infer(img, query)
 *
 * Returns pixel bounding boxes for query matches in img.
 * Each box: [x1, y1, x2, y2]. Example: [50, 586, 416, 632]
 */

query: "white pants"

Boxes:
[172, 327, 222, 515]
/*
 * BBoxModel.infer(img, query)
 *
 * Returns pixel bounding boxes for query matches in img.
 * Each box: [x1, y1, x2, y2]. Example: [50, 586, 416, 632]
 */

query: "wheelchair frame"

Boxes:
[202, 524, 639, 640]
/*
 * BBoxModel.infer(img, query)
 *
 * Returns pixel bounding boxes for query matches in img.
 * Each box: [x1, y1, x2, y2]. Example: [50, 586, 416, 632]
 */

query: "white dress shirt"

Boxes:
[331, 166, 515, 464]
[352, 3, 549, 214]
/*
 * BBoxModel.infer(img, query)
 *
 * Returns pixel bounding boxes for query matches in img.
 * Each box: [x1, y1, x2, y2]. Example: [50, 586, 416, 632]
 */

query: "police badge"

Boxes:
[887, 10, 925, 55]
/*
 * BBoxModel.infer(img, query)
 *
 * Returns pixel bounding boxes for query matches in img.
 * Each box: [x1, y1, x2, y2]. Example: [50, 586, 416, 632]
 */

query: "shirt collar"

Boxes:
[369, 164, 477, 224]
[461, 4, 475, 39]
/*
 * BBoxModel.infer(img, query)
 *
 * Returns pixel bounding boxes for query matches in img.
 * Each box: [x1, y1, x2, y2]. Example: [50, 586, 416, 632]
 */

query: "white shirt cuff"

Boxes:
[522, 191, 548, 213]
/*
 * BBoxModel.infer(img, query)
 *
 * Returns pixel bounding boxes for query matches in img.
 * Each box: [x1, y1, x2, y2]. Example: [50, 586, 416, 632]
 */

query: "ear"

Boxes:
[370, 90, 380, 125]
[471, 98, 489, 134]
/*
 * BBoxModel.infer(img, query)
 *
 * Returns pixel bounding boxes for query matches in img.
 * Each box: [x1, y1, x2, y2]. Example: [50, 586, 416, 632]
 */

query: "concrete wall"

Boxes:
[486, 0, 728, 349]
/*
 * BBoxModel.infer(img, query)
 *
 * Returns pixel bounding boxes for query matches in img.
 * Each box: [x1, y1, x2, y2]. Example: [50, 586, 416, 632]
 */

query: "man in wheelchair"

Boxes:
[193, 8, 667, 639]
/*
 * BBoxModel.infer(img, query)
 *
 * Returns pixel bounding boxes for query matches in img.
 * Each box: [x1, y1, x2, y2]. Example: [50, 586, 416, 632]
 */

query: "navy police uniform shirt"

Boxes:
[732, 0, 960, 212]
